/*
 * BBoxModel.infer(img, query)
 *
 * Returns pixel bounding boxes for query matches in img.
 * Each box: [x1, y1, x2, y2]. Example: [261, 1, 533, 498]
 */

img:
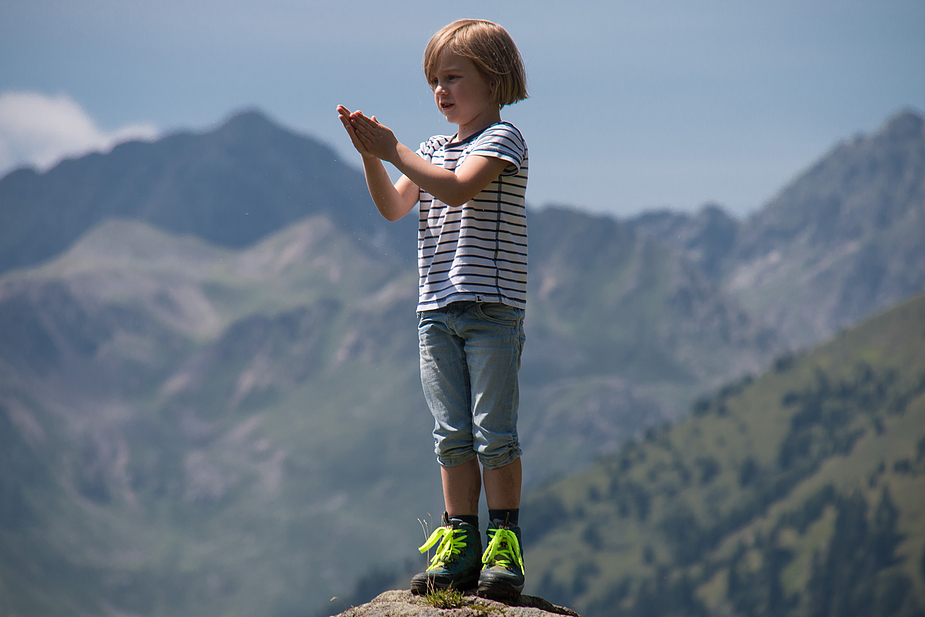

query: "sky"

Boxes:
[1, 0, 922, 219]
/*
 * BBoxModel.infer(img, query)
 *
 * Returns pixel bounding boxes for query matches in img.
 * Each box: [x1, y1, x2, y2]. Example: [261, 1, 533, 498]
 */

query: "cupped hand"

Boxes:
[345, 110, 399, 163]
[337, 105, 373, 157]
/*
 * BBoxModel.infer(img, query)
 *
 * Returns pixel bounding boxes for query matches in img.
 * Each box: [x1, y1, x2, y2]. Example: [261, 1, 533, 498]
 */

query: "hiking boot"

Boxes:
[477, 518, 525, 602]
[410, 513, 482, 595]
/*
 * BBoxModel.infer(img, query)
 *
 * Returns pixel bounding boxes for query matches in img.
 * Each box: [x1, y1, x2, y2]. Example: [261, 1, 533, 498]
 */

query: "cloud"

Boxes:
[0, 91, 159, 175]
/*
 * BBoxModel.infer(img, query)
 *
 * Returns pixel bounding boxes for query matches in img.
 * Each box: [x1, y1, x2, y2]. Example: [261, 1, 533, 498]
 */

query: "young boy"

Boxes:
[337, 18, 529, 601]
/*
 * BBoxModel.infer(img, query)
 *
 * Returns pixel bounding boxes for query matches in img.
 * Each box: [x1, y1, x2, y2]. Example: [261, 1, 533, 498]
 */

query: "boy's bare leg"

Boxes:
[442, 456, 522, 515]
[441, 458, 481, 516]
[483, 457, 522, 511]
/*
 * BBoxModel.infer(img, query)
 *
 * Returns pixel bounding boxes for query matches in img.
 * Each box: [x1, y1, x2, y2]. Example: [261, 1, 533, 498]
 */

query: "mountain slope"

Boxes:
[523, 207, 780, 481]
[522, 292, 925, 617]
[629, 110, 925, 349]
[628, 203, 740, 281]
[726, 109, 925, 344]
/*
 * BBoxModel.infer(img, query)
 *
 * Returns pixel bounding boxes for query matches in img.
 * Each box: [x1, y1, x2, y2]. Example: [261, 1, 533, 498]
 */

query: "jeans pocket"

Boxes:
[474, 303, 523, 327]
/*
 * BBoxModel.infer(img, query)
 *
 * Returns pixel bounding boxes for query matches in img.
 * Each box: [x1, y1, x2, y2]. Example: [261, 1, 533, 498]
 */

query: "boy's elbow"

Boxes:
[442, 184, 483, 208]
[377, 207, 403, 222]
[379, 202, 413, 222]
[442, 191, 471, 208]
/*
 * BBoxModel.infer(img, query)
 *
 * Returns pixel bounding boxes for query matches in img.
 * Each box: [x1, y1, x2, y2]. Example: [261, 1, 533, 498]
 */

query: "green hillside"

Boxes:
[522, 292, 925, 617]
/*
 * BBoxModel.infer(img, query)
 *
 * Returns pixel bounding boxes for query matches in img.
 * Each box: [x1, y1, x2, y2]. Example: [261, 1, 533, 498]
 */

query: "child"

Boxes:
[337, 18, 529, 601]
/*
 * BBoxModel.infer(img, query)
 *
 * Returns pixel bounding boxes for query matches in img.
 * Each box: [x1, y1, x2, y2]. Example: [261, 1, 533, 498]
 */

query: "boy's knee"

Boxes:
[434, 434, 478, 467]
[436, 450, 478, 468]
[477, 442, 522, 470]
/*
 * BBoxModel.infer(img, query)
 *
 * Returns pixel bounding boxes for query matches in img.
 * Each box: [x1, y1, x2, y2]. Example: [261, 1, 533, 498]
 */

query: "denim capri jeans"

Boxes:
[418, 301, 525, 470]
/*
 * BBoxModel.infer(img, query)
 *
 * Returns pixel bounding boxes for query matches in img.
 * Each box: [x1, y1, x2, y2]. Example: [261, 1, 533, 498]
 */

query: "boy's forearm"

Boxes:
[389, 143, 507, 209]
[362, 156, 412, 221]
[390, 144, 470, 207]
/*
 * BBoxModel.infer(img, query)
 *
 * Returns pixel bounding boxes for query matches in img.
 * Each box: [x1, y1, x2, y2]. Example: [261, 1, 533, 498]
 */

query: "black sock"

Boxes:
[449, 514, 479, 529]
[488, 508, 519, 526]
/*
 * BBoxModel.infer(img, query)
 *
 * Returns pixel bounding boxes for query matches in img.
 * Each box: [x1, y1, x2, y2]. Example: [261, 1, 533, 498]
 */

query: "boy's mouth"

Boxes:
[439, 101, 454, 112]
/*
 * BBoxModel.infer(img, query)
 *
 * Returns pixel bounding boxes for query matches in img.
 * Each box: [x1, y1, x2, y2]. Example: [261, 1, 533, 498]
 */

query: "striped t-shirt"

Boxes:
[415, 121, 528, 312]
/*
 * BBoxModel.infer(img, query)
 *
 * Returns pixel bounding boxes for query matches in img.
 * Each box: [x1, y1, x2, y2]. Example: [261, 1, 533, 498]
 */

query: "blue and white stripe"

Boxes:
[416, 122, 528, 311]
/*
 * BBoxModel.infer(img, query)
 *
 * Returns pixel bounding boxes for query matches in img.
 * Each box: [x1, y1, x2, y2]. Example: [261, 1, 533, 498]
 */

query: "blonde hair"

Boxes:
[423, 19, 528, 108]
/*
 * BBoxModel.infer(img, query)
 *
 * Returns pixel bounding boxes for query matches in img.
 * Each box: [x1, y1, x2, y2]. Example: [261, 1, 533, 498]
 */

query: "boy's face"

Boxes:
[430, 49, 499, 140]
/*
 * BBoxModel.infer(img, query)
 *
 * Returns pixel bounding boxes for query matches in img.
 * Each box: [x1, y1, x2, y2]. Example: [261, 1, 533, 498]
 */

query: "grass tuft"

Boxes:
[423, 587, 468, 609]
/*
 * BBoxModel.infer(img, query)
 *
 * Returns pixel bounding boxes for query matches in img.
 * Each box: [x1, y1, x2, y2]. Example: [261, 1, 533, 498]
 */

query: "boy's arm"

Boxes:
[346, 111, 508, 208]
[338, 105, 419, 221]
[360, 156, 419, 222]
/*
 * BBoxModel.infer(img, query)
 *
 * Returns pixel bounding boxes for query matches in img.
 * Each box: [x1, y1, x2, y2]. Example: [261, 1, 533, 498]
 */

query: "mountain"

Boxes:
[631, 109, 925, 347]
[521, 291, 925, 617]
[0, 109, 782, 485]
[0, 110, 417, 274]
[0, 108, 922, 616]
[628, 203, 740, 281]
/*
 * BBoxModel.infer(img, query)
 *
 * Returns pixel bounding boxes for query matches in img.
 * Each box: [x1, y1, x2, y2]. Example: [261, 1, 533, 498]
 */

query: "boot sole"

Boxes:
[476, 579, 523, 603]
[410, 572, 479, 595]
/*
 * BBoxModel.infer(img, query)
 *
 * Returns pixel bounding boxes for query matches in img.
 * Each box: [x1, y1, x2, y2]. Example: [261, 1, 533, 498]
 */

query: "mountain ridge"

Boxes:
[0, 110, 416, 275]
[726, 109, 925, 344]
[629, 109, 925, 347]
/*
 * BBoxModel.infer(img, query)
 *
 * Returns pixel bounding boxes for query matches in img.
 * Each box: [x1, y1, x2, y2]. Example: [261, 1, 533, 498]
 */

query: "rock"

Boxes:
[332, 589, 580, 617]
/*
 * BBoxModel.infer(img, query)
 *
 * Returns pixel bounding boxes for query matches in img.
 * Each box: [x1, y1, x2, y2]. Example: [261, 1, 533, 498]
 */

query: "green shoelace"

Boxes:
[419, 524, 469, 569]
[482, 527, 525, 573]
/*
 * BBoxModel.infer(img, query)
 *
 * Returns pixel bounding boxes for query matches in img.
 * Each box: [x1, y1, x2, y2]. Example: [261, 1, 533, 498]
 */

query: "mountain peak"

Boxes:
[882, 108, 925, 139]
[213, 108, 289, 139]
[0, 105, 418, 275]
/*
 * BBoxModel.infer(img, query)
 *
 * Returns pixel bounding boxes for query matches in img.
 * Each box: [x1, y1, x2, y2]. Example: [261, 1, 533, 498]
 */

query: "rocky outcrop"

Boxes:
[333, 590, 579, 617]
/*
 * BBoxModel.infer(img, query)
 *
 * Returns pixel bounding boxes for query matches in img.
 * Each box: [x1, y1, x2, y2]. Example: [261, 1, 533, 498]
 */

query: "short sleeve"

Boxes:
[417, 135, 452, 162]
[467, 123, 526, 176]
